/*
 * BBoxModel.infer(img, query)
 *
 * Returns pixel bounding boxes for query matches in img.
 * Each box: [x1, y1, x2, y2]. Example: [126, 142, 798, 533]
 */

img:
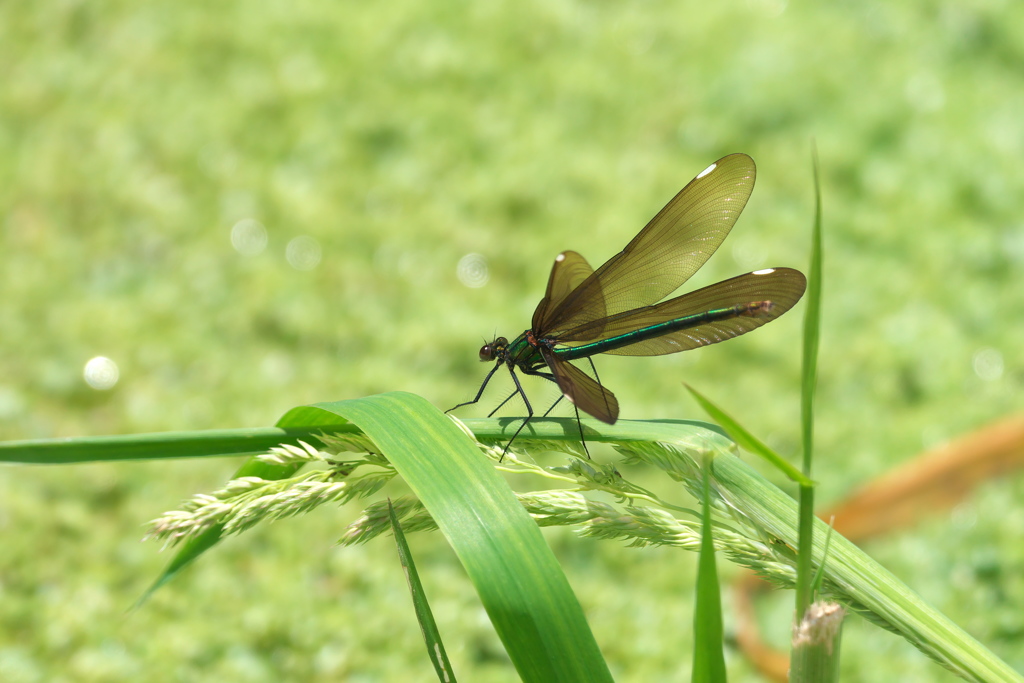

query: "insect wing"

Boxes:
[539, 345, 619, 423]
[563, 268, 806, 356]
[537, 154, 756, 338]
[531, 251, 598, 331]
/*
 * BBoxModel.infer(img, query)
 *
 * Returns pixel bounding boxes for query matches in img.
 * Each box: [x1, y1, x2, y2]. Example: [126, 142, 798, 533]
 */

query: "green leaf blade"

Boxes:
[796, 145, 824, 619]
[0, 427, 347, 464]
[388, 499, 456, 683]
[692, 456, 727, 683]
[291, 392, 612, 683]
[684, 383, 812, 486]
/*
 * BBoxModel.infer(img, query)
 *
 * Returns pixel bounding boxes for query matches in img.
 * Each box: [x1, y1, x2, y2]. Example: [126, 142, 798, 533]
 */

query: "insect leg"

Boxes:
[447, 362, 503, 413]
[499, 367, 537, 460]
[541, 394, 564, 417]
[529, 371, 591, 459]
[488, 386, 521, 417]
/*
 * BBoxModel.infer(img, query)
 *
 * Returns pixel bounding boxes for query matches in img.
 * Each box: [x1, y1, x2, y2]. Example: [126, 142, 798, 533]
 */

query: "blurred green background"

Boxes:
[2, 0, 1023, 680]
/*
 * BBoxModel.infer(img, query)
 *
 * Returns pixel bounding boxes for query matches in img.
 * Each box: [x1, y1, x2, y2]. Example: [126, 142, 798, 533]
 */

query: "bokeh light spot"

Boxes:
[83, 357, 120, 390]
[972, 347, 1004, 381]
[230, 218, 268, 256]
[286, 236, 322, 271]
[456, 253, 490, 288]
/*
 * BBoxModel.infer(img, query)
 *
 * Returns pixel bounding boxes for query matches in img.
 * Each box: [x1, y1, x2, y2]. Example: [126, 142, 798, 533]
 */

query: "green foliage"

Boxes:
[11, 396, 1020, 680]
[2, 0, 1024, 680]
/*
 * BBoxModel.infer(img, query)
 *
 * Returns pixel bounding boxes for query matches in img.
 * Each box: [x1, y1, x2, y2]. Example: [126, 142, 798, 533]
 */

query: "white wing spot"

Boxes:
[556, 253, 566, 262]
[696, 162, 717, 179]
[753, 268, 775, 275]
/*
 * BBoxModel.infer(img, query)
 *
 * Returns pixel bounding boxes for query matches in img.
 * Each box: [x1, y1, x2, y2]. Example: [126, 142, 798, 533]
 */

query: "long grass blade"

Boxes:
[388, 499, 456, 683]
[692, 455, 727, 683]
[0, 427, 344, 464]
[796, 143, 825, 619]
[802, 142, 824, 472]
[684, 383, 812, 486]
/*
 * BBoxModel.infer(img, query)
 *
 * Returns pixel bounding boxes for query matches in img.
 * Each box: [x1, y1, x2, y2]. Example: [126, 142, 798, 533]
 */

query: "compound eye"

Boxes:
[478, 344, 494, 361]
